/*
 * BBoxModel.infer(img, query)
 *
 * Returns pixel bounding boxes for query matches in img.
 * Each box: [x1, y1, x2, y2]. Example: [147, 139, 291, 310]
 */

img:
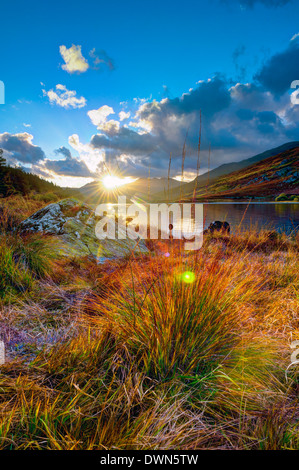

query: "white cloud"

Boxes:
[68, 133, 105, 174]
[23, 123, 31, 128]
[291, 32, 299, 42]
[174, 171, 197, 182]
[87, 105, 115, 127]
[128, 119, 153, 134]
[59, 44, 89, 73]
[42, 171, 94, 188]
[290, 88, 299, 106]
[87, 105, 122, 134]
[42, 84, 86, 109]
[98, 120, 120, 135]
[119, 111, 130, 121]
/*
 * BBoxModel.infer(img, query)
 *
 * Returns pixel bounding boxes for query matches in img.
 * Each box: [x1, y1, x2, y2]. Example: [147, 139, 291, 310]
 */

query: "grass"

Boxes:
[0, 195, 298, 449]
[0, 232, 62, 302]
[171, 147, 299, 202]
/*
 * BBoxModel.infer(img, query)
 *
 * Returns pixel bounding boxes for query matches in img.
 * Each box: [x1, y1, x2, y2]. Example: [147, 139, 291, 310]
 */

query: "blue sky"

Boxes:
[1, 0, 299, 186]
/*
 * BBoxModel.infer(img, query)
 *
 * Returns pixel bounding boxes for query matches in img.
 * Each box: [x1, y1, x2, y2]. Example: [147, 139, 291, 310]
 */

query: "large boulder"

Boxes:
[19, 198, 149, 262]
[204, 220, 230, 235]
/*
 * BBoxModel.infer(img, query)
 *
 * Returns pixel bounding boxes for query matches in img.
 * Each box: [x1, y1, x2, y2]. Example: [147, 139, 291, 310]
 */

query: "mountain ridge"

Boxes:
[179, 146, 299, 201]
[160, 141, 299, 202]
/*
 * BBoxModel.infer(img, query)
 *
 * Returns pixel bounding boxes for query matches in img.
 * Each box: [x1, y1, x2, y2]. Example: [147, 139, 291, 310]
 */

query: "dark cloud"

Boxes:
[91, 127, 157, 155]
[91, 75, 295, 176]
[0, 132, 45, 164]
[255, 40, 299, 95]
[232, 45, 247, 80]
[55, 146, 72, 159]
[89, 49, 115, 71]
[75, 36, 299, 179]
[255, 111, 282, 134]
[44, 147, 93, 177]
[233, 46, 246, 62]
[138, 77, 231, 121]
[86, 70, 294, 176]
[236, 108, 255, 120]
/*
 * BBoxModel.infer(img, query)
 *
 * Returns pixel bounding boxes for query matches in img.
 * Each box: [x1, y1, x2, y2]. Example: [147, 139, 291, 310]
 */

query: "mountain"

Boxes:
[163, 141, 299, 202]
[79, 177, 182, 204]
[179, 146, 299, 201]
[79, 142, 299, 204]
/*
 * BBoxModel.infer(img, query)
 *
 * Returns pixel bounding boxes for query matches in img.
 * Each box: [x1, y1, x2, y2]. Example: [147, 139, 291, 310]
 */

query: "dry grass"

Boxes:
[0, 198, 298, 450]
[0, 195, 46, 232]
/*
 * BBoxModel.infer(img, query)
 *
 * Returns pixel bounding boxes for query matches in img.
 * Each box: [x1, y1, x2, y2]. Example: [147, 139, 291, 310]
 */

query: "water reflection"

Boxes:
[97, 202, 299, 237]
[203, 203, 299, 234]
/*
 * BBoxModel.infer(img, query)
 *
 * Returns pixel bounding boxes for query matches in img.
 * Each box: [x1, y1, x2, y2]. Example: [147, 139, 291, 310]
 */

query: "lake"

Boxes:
[203, 202, 299, 234]
[97, 201, 299, 237]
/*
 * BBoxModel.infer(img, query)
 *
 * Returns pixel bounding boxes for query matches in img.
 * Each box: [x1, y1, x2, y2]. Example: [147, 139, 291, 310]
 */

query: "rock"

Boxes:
[19, 198, 149, 261]
[265, 230, 279, 242]
[204, 220, 230, 235]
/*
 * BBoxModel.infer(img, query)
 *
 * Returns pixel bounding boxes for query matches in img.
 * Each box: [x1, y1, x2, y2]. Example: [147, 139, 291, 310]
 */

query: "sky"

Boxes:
[1, 0, 299, 186]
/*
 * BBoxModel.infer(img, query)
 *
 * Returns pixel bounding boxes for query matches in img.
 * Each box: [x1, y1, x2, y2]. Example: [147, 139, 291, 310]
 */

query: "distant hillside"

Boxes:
[165, 141, 299, 202]
[79, 177, 182, 204]
[0, 149, 78, 200]
[179, 146, 299, 201]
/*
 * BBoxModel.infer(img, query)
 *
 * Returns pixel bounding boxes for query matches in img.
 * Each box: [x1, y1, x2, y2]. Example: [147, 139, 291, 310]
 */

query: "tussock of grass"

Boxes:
[84, 255, 254, 381]
[0, 243, 33, 299]
[0, 233, 61, 302]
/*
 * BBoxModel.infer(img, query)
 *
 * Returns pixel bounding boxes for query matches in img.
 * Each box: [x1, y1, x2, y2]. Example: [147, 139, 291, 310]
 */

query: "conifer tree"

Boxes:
[0, 149, 7, 197]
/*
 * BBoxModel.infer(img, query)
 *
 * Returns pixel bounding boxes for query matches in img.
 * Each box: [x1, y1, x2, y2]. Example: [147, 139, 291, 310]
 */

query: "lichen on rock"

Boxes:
[19, 198, 149, 262]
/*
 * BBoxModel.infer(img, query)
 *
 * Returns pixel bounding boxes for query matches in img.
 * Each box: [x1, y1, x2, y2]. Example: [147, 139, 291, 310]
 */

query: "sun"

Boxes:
[102, 175, 126, 190]
[101, 174, 136, 190]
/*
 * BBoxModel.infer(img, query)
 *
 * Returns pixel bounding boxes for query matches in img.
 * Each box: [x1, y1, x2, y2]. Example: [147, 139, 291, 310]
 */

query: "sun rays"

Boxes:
[101, 174, 135, 190]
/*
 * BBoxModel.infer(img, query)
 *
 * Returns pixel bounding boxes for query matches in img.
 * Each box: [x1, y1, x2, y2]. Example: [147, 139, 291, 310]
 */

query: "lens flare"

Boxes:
[181, 271, 196, 284]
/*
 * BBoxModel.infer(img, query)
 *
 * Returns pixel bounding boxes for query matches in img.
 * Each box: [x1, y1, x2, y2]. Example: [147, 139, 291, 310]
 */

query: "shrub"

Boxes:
[275, 193, 288, 202]
[33, 192, 59, 203]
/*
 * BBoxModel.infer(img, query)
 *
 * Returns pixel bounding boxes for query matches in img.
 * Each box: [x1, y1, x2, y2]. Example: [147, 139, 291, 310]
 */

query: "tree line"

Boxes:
[0, 149, 76, 199]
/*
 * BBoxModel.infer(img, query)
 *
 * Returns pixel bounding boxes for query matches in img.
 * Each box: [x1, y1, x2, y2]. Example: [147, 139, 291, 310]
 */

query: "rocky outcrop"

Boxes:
[19, 198, 149, 262]
[204, 221, 230, 235]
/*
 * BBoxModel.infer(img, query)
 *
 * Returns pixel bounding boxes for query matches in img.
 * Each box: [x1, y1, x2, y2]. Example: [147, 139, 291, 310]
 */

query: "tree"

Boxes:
[0, 149, 6, 168]
[0, 149, 7, 197]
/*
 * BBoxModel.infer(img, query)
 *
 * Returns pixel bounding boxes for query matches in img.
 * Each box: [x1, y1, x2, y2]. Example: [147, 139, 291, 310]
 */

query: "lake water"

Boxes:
[203, 202, 299, 234]
[98, 201, 299, 237]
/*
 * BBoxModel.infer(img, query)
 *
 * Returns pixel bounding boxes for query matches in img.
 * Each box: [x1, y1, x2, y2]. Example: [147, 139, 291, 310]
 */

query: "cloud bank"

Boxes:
[255, 39, 299, 95]
[0, 133, 45, 164]
[2, 37, 299, 185]
[44, 147, 93, 177]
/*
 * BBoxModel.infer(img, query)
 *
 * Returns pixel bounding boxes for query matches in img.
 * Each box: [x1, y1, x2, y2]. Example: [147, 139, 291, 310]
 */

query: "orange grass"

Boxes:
[0, 199, 298, 449]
